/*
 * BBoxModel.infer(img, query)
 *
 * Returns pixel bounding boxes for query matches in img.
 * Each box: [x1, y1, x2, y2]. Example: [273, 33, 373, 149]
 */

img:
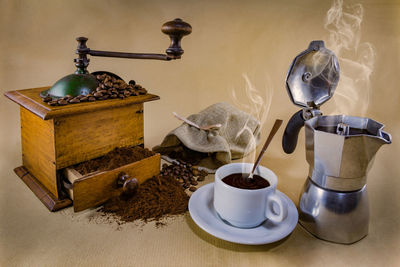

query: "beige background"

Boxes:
[1, 0, 399, 266]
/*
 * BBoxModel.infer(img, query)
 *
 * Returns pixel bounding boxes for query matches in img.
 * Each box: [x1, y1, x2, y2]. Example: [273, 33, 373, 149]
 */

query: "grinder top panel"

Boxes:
[286, 40, 340, 108]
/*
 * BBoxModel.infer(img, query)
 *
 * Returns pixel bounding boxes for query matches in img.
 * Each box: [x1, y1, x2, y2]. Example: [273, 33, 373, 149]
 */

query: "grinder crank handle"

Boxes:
[117, 172, 139, 197]
[161, 18, 192, 59]
[282, 110, 305, 154]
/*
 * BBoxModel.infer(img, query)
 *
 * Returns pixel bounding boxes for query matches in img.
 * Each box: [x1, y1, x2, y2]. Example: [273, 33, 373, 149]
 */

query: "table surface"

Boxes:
[1, 155, 399, 267]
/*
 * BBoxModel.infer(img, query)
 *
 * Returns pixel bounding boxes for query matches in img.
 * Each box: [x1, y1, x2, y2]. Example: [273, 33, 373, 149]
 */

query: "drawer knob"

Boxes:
[117, 172, 139, 197]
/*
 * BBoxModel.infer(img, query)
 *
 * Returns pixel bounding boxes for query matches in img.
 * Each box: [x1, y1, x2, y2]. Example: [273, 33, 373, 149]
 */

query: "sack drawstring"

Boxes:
[173, 112, 221, 131]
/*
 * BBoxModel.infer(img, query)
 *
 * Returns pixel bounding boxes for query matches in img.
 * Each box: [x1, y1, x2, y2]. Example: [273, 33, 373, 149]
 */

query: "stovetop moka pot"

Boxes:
[282, 40, 392, 244]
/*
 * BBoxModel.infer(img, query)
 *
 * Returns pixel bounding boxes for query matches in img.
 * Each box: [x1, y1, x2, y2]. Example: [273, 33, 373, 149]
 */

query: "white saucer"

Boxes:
[188, 183, 298, 245]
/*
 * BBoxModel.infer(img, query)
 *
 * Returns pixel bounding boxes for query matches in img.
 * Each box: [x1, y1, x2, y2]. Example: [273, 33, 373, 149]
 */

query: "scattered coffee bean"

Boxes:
[200, 170, 208, 176]
[189, 186, 197, 192]
[160, 159, 208, 193]
[197, 176, 205, 182]
[88, 96, 96, 102]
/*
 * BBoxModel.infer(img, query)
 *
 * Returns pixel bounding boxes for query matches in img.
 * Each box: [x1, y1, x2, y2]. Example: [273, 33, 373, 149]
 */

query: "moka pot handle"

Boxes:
[282, 110, 305, 154]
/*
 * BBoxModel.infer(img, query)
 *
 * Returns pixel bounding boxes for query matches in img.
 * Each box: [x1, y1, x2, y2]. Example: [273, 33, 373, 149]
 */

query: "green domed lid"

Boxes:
[40, 73, 99, 99]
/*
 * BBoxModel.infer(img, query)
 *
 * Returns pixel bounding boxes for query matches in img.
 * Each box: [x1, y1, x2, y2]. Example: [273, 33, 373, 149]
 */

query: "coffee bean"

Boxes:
[189, 186, 197, 192]
[192, 169, 199, 176]
[93, 92, 103, 98]
[178, 179, 184, 184]
[88, 96, 96, 102]
[190, 180, 198, 186]
[183, 183, 190, 189]
[58, 99, 68, 105]
[69, 98, 80, 104]
[80, 96, 88, 102]
[42, 96, 52, 102]
[197, 176, 205, 182]
[200, 170, 208, 176]
[48, 100, 58, 106]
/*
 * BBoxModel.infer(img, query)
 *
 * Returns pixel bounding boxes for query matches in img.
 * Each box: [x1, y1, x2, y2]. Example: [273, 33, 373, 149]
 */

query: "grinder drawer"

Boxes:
[64, 153, 160, 212]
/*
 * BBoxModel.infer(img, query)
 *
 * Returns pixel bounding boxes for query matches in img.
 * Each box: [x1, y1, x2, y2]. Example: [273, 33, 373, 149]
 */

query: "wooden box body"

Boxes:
[5, 87, 160, 211]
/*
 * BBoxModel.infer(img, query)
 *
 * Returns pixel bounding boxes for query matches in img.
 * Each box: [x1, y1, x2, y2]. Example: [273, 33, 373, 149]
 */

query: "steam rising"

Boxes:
[231, 74, 273, 164]
[324, 0, 375, 116]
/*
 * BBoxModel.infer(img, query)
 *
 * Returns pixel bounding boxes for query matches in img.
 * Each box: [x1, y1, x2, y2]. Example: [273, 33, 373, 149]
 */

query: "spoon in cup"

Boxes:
[247, 119, 283, 179]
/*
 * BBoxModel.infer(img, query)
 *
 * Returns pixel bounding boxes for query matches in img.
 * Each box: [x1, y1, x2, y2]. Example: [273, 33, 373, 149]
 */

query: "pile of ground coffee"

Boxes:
[74, 146, 155, 175]
[99, 175, 189, 224]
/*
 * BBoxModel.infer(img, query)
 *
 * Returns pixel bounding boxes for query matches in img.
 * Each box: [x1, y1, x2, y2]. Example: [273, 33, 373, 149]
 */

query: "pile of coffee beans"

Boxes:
[160, 159, 208, 192]
[42, 73, 147, 106]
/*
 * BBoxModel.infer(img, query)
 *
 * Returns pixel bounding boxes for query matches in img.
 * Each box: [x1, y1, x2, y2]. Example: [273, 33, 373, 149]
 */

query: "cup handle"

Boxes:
[265, 193, 288, 224]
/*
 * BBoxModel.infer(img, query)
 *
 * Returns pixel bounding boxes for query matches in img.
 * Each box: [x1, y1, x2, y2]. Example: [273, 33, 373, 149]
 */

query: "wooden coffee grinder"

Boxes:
[4, 18, 192, 212]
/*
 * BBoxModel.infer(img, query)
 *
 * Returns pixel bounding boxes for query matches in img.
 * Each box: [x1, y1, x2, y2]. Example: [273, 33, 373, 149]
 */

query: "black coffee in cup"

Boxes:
[222, 173, 270, 190]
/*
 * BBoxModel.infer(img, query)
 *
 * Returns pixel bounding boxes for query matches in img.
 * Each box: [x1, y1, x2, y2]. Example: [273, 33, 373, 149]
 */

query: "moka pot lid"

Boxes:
[285, 40, 340, 109]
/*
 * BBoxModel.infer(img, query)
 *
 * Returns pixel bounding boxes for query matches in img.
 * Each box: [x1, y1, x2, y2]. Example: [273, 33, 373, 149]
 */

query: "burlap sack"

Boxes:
[153, 102, 260, 170]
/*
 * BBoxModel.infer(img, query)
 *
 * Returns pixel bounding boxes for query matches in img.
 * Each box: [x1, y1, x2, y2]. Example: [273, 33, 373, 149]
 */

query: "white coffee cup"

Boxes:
[214, 163, 288, 228]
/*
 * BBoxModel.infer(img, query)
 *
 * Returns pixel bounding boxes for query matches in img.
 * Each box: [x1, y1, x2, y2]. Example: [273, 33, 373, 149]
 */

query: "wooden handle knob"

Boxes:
[161, 18, 192, 59]
[117, 172, 139, 197]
